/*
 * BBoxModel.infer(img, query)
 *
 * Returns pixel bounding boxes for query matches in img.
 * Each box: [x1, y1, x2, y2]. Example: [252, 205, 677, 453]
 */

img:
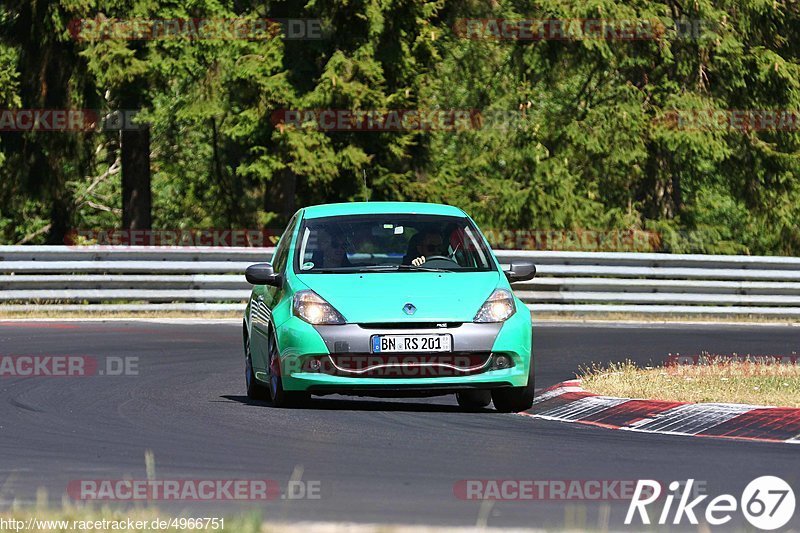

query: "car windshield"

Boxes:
[294, 214, 496, 274]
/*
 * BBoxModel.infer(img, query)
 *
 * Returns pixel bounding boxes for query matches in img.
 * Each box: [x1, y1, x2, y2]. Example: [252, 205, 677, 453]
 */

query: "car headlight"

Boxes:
[473, 289, 516, 323]
[293, 290, 346, 325]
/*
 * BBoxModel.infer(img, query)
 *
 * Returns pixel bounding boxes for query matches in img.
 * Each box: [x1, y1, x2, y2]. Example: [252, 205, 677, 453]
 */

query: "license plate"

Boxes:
[371, 334, 452, 353]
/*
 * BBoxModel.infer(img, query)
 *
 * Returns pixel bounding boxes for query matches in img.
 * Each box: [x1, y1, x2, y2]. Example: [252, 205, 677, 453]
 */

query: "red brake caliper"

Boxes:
[269, 342, 281, 377]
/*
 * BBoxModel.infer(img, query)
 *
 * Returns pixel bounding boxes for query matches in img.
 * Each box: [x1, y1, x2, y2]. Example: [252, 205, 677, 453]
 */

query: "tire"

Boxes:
[492, 363, 535, 413]
[267, 330, 310, 408]
[456, 390, 492, 411]
[244, 333, 270, 401]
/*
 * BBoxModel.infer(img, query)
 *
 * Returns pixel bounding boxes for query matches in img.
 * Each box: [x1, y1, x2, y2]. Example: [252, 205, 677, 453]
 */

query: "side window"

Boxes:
[271, 213, 299, 274]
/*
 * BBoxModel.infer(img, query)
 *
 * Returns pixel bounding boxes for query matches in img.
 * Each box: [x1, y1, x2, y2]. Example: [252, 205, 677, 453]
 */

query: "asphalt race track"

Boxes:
[0, 320, 798, 530]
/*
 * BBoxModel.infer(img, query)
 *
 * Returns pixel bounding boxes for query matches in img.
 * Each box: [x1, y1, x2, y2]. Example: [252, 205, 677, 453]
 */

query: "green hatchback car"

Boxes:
[243, 202, 536, 411]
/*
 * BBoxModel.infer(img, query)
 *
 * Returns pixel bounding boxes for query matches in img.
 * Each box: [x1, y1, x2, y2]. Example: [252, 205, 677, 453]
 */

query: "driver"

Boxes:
[404, 230, 447, 267]
[314, 229, 351, 268]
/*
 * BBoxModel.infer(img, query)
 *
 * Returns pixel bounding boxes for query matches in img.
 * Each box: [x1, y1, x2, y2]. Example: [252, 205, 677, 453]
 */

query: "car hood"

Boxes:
[295, 271, 502, 323]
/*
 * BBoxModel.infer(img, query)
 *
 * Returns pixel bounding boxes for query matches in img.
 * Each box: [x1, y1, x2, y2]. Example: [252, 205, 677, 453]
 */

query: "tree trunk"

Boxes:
[265, 168, 296, 223]
[121, 124, 152, 230]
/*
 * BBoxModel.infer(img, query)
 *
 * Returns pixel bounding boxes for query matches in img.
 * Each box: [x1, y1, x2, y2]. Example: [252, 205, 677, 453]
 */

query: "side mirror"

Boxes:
[245, 263, 282, 287]
[504, 261, 536, 283]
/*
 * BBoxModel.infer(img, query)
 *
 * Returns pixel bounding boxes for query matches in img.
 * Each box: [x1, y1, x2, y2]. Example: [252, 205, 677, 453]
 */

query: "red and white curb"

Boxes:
[521, 380, 800, 444]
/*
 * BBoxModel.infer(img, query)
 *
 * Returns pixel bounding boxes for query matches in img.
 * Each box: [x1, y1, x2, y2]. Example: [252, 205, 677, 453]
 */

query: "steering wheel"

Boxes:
[425, 255, 453, 262]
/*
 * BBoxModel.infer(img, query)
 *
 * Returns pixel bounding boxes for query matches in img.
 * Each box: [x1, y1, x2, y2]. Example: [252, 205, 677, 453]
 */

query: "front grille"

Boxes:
[357, 322, 463, 330]
[311, 352, 492, 378]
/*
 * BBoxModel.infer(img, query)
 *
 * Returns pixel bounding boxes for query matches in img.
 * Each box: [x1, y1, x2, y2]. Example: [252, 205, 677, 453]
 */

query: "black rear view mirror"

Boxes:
[504, 261, 536, 283]
[245, 263, 282, 287]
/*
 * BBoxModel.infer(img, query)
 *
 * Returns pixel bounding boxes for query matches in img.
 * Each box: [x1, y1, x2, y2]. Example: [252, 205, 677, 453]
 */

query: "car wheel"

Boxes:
[455, 390, 492, 411]
[267, 330, 310, 408]
[245, 334, 270, 401]
[491, 363, 535, 413]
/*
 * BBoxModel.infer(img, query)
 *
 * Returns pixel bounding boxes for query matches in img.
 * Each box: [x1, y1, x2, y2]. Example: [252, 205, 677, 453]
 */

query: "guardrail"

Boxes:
[2, 246, 800, 316]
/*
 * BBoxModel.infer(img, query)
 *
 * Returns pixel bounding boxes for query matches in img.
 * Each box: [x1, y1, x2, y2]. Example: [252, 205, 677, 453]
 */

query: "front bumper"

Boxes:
[274, 309, 532, 392]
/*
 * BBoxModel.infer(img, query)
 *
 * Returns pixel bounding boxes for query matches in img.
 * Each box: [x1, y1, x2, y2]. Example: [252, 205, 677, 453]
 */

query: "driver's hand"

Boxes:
[411, 256, 427, 267]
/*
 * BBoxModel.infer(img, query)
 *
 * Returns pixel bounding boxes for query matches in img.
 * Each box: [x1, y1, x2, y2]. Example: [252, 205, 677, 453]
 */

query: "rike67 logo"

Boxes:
[626, 476, 795, 530]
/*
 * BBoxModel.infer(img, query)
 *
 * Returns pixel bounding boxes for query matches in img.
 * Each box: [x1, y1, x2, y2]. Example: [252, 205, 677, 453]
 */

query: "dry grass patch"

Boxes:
[580, 358, 800, 407]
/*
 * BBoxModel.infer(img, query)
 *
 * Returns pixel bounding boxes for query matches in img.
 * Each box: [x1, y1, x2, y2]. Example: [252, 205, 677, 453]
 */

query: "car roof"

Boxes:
[301, 202, 466, 219]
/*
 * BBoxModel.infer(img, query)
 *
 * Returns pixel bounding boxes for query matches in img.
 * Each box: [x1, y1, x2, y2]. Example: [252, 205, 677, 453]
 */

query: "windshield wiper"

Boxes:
[301, 268, 360, 273]
[356, 264, 452, 273]
[304, 264, 453, 273]
[355, 265, 401, 271]
[397, 264, 452, 273]
[305, 265, 402, 273]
